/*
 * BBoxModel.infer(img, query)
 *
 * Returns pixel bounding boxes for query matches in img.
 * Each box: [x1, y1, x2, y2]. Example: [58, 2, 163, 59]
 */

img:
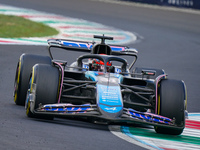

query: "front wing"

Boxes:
[33, 103, 184, 130]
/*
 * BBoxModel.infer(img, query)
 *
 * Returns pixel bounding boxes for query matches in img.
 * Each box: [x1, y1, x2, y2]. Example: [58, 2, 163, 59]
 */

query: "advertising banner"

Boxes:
[124, 0, 200, 9]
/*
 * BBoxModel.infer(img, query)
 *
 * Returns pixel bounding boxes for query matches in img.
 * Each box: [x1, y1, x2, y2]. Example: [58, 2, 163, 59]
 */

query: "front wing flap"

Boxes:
[34, 103, 183, 130]
[35, 103, 99, 115]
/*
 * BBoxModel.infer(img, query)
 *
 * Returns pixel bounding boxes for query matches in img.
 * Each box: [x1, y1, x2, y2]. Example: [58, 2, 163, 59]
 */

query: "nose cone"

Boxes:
[97, 84, 123, 119]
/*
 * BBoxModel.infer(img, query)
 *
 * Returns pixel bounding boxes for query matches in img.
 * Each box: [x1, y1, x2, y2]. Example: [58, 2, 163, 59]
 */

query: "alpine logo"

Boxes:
[105, 107, 117, 111]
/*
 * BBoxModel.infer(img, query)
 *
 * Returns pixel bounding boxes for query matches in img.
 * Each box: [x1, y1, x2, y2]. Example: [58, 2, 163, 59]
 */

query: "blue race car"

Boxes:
[14, 35, 187, 135]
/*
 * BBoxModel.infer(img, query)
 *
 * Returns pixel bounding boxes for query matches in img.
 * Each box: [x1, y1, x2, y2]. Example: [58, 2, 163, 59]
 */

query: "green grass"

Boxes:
[0, 14, 59, 38]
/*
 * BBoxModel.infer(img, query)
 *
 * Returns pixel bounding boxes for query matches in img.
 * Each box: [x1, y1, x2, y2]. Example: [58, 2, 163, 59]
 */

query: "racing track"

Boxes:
[0, 0, 200, 149]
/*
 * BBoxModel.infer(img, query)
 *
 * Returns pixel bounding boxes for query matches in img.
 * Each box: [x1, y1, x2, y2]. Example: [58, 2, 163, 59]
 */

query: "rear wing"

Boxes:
[47, 38, 138, 69]
[48, 39, 137, 56]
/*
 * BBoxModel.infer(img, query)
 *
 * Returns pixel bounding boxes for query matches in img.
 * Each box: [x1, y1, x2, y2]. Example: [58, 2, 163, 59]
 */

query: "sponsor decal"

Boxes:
[99, 104, 122, 113]
[98, 84, 123, 113]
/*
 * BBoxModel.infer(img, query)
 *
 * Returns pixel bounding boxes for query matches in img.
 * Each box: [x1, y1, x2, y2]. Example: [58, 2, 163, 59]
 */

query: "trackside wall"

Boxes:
[123, 0, 200, 9]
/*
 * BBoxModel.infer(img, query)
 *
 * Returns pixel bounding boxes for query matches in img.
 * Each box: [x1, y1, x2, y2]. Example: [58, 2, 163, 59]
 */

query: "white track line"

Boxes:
[109, 113, 200, 150]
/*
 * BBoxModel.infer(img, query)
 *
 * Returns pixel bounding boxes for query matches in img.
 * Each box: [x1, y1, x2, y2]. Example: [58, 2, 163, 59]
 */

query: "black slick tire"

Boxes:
[14, 53, 51, 106]
[26, 64, 60, 119]
[155, 79, 186, 135]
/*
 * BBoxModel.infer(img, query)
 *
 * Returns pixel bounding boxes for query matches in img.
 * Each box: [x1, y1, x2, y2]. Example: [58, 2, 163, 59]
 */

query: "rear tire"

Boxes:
[14, 54, 51, 106]
[155, 79, 186, 135]
[26, 64, 60, 119]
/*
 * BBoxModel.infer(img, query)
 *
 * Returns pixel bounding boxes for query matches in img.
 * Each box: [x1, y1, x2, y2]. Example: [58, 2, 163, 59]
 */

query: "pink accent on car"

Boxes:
[54, 62, 64, 103]
[155, 74, 167, 114]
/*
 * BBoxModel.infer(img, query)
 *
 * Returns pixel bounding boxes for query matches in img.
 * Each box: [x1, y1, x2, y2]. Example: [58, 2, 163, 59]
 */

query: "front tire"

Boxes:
[155, 79, 186, 135]
[14, 54, 51, 106]
[26, 64, 60, 119]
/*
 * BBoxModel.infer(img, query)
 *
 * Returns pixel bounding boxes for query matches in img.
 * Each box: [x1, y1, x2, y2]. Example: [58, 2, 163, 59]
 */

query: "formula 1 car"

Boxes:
[14, 35, 187, 135]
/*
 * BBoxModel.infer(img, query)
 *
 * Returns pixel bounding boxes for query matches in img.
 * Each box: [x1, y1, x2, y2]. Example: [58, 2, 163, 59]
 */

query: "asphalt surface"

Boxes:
[0, 0, 200, 149]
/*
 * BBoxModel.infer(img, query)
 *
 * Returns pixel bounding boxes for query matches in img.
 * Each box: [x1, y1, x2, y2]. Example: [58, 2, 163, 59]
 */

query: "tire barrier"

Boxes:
[124, 0, 200, 9]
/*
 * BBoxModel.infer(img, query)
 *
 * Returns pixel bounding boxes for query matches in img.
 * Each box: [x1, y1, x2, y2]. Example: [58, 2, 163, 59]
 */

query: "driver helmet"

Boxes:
[91, 59, 112, 72]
